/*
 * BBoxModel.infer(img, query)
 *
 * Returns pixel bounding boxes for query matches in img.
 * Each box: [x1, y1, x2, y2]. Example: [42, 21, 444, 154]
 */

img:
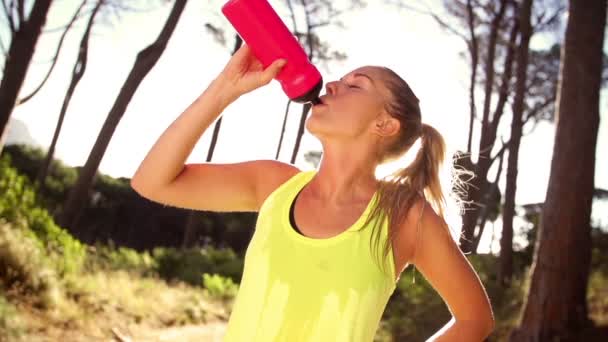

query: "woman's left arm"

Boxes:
[406, 198, 495, 341]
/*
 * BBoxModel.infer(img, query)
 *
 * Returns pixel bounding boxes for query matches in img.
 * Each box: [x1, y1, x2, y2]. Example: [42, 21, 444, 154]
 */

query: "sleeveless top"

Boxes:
[223, 169, 399, 342]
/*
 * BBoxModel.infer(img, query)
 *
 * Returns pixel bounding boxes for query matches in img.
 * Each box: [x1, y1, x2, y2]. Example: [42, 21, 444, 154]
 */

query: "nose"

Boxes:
[325, 81, 339, 95]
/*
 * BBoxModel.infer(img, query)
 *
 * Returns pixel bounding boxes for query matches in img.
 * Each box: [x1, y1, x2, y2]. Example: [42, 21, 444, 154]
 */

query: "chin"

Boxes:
[305, 116, 330, 139]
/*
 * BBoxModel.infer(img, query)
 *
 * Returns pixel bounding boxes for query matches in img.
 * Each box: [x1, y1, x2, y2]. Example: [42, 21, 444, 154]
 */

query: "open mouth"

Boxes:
[312, 97, 327, 106]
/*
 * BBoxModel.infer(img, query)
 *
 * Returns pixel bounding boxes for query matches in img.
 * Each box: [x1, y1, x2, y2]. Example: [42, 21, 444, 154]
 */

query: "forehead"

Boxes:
[343, 66, 390, 97]
[343, 66, 383, 79]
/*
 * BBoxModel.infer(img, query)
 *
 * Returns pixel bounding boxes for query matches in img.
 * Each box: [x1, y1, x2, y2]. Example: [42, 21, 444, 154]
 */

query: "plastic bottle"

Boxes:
[221, 0, 323, 104]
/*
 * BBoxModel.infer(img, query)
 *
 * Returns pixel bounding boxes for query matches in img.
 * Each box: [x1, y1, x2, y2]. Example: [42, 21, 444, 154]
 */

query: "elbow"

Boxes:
[130, 175, 143, 193]
[130, 175, 151, 198]
[482, 315, 496, 339]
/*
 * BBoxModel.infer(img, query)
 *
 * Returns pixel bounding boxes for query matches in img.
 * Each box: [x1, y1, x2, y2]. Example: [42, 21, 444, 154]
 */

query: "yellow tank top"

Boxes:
[223, 169, 398, 342]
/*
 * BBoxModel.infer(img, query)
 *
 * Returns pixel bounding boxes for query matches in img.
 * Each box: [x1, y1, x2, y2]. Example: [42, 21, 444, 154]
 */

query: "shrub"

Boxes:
[0, 291, 23, 339]
[0, 155, 86, 277]
[0, 221, 62, 309]
[153, 246, 243, 286]
[85, 242, 157, 276]
[202, 273, 239, 300]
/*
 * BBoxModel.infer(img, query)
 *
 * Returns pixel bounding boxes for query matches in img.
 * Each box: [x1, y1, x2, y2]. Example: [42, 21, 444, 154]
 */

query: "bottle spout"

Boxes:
[290, 77, 323, 104]
[310, 97, 322, 105]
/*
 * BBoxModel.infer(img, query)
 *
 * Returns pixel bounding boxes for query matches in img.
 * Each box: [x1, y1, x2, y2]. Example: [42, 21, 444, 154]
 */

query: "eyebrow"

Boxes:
[341, 72, 376, 86]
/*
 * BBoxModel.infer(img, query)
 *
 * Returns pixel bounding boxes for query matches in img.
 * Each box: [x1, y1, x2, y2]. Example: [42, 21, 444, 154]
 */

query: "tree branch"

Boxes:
[17, 0, 88, 106]
[387, 0, 470, 43]
[16, 0, 23, 24]
[1, 0, 16, 33]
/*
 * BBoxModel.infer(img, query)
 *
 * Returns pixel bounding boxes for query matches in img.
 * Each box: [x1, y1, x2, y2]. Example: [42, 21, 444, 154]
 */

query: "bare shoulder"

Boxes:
[253, 160, 301, 210]
[395, 195, 438, 266]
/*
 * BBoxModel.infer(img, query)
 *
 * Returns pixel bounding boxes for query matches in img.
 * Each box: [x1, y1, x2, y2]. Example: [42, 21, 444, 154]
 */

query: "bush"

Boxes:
[202, 273, 239, 300]
[0, 154, 86, 277]
[153, 246, 243, 287]
[85, 242, 158, 276]
[2, 144, 77, 205]
[383, 266, 452, 341]
[0, 221, 62, 309]
[0, 291, 23, 339]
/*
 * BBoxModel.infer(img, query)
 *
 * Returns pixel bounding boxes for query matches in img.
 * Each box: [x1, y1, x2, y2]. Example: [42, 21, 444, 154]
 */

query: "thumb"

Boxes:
[260, 59, 287, 84]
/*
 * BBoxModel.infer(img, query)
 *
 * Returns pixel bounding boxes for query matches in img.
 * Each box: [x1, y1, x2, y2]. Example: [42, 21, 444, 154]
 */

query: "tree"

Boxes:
[510, 0, 606, 340]
[35, 0, 104, 191]
[270, 0, 358, 162]
[0, 0, 54, 154]
[389, 0, 565, 254]
[181, 34, 243, 249]
[499, 0, 533, 286]
[57, 0, 188, 231]
[17, 0, 88, 106]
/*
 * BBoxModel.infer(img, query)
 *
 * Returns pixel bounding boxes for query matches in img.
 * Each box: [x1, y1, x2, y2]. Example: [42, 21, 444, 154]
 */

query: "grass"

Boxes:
[2, 269, 231, 341]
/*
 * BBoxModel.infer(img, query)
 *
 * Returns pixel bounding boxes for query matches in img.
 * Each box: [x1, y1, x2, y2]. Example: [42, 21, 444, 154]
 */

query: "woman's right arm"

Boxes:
[130, 44, 300, 212]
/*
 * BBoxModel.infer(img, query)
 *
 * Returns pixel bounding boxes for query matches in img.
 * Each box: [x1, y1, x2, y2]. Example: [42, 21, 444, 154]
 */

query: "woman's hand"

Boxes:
[218, 43, 287, 99]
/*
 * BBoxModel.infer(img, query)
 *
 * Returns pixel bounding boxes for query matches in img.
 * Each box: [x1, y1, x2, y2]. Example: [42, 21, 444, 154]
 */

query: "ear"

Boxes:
[374, 115, 400, 138]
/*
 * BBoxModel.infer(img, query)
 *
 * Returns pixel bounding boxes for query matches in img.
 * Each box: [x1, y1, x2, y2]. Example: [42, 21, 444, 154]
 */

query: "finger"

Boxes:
[260, 59, 287, 84]
[233, 43, 250, 61]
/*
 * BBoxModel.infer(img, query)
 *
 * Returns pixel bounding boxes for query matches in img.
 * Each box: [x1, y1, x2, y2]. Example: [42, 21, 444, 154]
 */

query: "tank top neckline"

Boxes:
[282, 170, 379, 246]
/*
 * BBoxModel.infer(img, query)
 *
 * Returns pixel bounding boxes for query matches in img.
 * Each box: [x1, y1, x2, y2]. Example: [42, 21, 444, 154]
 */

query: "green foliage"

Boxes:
[85, 242, 158, 276]
[0, 154, 37, 224]
[383, 266, 452, 341]
[0, 290, 24, 339]
[2, 144, 77, 205]
[0, 154, 86, 277]
[202, 273, 239, 300]
[94, 173, 132, 201]
[153, 246, 244, 287]
[0, 221, 62, 309]
[383, 253, 531, 341]
[84, 243, 245, 293]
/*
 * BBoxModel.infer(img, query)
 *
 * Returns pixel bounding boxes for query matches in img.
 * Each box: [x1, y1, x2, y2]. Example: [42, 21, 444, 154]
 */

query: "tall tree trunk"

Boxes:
[473, 146, 506, 250]
[499, 0, 533, 287]
[182, 34, 243, 248]
[0, 0, 54, 154]
[465, 0, 478, 154]
[36, 0, 103, 191]
[275, 99, 292, 159]
[58, 0, 188, 231]
[510, 0, 606, 340]
[290, 102, 311, 164]
[459, 0, 509, 254]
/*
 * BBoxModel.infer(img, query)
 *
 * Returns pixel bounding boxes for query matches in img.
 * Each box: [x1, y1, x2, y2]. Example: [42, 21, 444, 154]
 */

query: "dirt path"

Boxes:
[113, 321, 227, 342]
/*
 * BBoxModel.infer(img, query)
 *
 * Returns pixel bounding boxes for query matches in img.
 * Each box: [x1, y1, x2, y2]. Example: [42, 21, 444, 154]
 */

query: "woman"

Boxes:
[131, 44, 495, 341]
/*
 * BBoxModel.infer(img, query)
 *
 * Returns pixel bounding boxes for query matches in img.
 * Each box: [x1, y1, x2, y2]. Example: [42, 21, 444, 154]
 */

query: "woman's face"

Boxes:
[306, 66, 396, 142]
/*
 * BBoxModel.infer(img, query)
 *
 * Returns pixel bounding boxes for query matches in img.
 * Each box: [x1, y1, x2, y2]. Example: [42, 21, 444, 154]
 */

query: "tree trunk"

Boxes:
[36, 0, 102, 190]
[58, 0, 188, 231]
[465, 0, 478, 154]
[182, 34, 242, 248]
[459, 0, 510, 254]
[0, 0, 54, 154]
[275, 99, 292, 159]
[474, 147, 506, 250]
[510, 0, 606, 340]
[499, 0, 533, 287]
[290, 102, 311, 164]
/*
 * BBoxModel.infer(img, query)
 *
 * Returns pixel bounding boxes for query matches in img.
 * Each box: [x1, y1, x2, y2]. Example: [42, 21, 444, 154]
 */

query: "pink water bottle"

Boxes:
[221, 0, 323, 104]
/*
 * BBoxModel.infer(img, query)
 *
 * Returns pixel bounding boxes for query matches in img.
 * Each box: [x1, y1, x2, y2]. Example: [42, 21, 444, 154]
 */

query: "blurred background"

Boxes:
[0, 0, 606, 341]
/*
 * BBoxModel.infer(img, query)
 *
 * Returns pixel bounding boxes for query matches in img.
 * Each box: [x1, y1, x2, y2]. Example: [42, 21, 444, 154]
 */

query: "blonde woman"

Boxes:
[131, 44, 495, 341]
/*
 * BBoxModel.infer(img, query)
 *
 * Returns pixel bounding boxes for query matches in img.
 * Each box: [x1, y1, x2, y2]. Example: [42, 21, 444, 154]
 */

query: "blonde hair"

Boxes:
[361, 67, 468, 282]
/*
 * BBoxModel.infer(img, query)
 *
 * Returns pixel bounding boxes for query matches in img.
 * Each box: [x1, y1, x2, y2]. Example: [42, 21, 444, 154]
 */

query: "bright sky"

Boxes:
[4, 0, 607, 253]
